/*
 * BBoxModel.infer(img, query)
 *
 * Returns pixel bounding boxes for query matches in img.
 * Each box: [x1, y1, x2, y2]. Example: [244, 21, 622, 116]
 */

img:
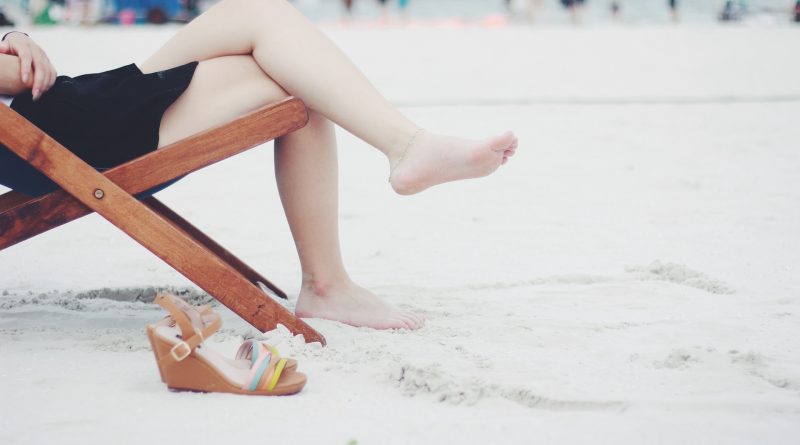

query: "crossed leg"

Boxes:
[153, 55, 425, 328]
[142, 0, 519, 329]
[142, 0, 517, 193]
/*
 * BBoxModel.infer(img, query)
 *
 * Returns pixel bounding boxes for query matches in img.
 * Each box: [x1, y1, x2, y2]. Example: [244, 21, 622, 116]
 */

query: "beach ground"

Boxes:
[1, 24, 799, 444]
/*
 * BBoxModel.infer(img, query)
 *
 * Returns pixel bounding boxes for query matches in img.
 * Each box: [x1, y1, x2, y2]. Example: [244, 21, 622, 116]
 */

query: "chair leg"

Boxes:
[142, 196, 289, 299]
[0, 191, 36, 213]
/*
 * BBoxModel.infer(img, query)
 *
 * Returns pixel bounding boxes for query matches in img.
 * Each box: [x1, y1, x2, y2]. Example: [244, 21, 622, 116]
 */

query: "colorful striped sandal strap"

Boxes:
[235, 339, 280, 365]
[241, 343, 289, 393]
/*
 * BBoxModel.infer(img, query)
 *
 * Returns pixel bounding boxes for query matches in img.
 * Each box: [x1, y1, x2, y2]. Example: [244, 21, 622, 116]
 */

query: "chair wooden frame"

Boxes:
[0, 97, 326, 345]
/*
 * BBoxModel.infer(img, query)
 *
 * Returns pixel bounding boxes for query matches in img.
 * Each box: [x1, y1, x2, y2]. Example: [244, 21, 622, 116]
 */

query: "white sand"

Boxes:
[2, 24, 800, 444]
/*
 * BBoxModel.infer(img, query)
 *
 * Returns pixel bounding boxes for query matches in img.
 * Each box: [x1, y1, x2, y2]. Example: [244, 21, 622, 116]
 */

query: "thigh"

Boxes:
[157, 55, 289, 148]
[139, 0, 259, 73]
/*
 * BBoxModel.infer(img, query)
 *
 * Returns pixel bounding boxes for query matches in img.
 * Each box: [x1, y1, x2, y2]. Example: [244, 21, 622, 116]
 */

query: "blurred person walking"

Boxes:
[794, 0, 800, 22]
[505, 0, 544, 23]
[376, 0, 388, 21]
[341, 0, 354, 19]
[668, 0, 679, 22]
[561, 0, 586, 24]
[610, 0, 621, 21]
[719, 0, 746, 21]
[398, 0, 410, 21]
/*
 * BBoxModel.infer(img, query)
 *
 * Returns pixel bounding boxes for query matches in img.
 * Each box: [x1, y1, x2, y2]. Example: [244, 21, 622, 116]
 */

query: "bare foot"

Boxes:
[389, 130, 518, 195]
[295, 280, 425, 330]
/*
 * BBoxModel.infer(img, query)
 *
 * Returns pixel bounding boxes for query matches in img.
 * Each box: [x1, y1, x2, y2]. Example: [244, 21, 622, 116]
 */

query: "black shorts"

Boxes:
[0, 61, 197, 197]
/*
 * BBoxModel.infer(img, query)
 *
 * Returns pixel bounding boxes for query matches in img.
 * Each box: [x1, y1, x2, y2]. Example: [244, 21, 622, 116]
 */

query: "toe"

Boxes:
[491, 131, 516, 152]
[388, 316, 411, 330]
[405, 312, 425, 329]
[397, 313, 421, 330]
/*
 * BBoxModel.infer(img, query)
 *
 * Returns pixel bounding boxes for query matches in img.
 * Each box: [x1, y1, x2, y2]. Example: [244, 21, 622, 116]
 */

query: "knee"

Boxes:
[306, 109, 333, 131]
[196, 55, 289, 104]
[235, 56, 290, 103]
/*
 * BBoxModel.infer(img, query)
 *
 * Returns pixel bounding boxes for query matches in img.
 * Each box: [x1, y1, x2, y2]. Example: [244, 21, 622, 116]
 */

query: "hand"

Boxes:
[0, 32, 57, 100]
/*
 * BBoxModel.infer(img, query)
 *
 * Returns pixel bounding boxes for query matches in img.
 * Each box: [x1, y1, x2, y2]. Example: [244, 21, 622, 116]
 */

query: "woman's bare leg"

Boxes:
[275, 111, 424, 329]
[157, 55, 289, 147]
[141, 0, 517, 195]
[157, 55, 424, 329]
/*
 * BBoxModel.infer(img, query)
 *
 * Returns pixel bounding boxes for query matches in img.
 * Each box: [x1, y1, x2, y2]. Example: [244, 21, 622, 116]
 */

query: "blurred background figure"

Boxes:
[376, 0, 388, 21]
[794, 0, 800, 22]
[65, 0, 93, 24]
[32, 0, 63, 25]
[719, 0, 747, 21]
[0, 5, 15, 26]
[669, 0, 679, 22]
[341, 0, 354, 20]
[505, 0, 544, 23]
[174, 0, 201, 22]
[610, 0, 621, 21]
[561, 0, 586, 24]
[398, 0, 410, 21]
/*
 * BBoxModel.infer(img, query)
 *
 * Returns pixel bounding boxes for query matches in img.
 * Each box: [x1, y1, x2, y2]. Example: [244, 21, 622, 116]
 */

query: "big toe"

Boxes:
[490, 131, 517, 152]
[386, 316, 412, 330]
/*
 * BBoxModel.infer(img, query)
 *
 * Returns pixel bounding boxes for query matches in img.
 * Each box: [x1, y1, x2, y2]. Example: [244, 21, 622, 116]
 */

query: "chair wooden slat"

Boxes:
[1, 98, 306, 249]
[0, 190, 35, 213]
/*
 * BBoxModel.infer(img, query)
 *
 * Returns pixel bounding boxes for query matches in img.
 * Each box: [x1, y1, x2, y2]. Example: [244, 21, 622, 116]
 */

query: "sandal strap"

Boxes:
[242, 343, 288, 392]
[263, 358, 288, 392]
[235, 339, 280, 366]
[154, 293, 222, 369]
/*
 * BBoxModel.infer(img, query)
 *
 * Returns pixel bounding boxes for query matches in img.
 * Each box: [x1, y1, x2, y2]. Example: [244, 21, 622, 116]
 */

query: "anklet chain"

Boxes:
[389, 128, 424, 182]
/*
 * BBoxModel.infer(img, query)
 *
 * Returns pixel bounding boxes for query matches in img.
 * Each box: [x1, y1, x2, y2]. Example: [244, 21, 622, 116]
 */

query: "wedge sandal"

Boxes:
[146, 292, 307, 395]
[149, 299, 299, 375]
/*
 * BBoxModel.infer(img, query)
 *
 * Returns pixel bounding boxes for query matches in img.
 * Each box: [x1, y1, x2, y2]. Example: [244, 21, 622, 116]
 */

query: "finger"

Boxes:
[17, 48, 32, 85]
[45, 60, 58, 91]
[0, 42, 9, 54]
[48, 69, 57, 91]
[45, 57, 58, 90]
[35, 53, 53, 98]
[32, 54, 47, 99]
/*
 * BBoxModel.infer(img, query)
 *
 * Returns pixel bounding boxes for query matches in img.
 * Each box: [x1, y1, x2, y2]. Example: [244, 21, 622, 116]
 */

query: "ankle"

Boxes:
[385, 125, 424, 166]
[300, 272, 353, 298]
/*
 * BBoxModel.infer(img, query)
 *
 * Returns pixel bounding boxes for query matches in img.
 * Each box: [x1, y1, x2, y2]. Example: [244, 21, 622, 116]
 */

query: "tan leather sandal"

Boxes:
[146, 292, 306, 395]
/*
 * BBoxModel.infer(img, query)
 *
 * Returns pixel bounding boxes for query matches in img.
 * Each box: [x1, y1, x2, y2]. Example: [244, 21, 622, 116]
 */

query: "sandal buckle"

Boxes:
[170, 341, 191, 361]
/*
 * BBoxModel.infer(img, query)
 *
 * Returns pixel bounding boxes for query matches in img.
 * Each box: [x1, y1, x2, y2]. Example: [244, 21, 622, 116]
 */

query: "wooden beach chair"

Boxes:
[0, 97, 326, 345]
